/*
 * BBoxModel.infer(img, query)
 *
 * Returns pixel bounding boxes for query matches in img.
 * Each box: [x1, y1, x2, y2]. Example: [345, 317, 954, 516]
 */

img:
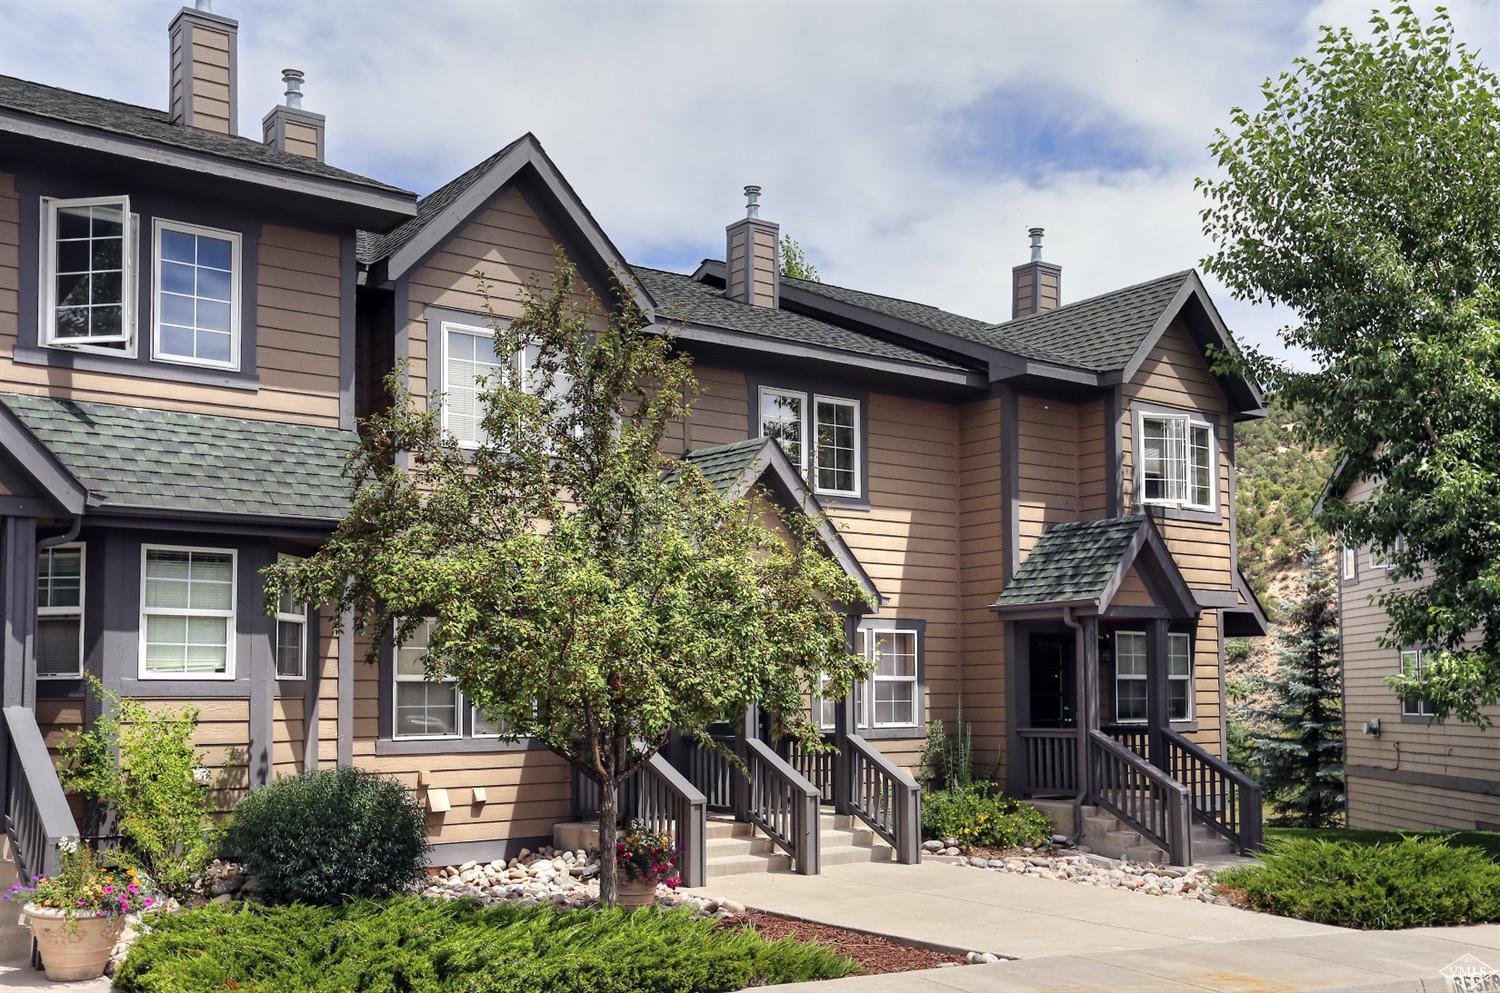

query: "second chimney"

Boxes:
[724, 186, 780, 308]
[168, 1, 238, 135]
[263, 69, 327, 161]
[1012, 227, 1062, 319]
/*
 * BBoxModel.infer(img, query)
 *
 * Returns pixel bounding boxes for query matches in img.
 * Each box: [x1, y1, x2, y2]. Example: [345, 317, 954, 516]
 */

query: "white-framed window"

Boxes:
[441, 321, 510, 448]
[1168, 632, 1193, 721]
[1114, 630, 1148, 723]
[758, 387, 862, 498]
[41, 196, 135, 351]
[36, 543, 85, 679]
[139, 546, 235, 679]
[152, 219, 240, 370]
[273, 554, 308, 680]
[1341, 546, 1358, 582]
[1369, 537, 1404, 571]
[1399, 648, 1437, 718]
[814, 627, 918, 730]
[393, 618, 462, 739]
[1137, 410, 1215, 511]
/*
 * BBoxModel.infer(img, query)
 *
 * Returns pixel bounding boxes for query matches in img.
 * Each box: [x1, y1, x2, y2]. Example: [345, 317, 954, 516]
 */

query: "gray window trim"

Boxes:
[850, 617, 928, 740]
[1397, 646, 1439, 720]
[746, 372, 870, 509]
[1128, 399, 1224, 525]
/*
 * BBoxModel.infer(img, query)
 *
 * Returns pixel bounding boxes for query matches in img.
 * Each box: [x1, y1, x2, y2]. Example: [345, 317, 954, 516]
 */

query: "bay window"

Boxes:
[152, 219, 240, 369]
[42, 196, 134, 350]
[1138, 410, 1215, 511]
[1114, 630, 1148, 723]
[37, 543, 85, 679]
[757, 386, 862, 498]
[140, 546, 235, 679]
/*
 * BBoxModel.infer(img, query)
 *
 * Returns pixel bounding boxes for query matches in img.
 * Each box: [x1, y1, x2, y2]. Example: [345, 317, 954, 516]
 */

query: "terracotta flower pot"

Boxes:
[615, 877, 659, 909]
[23, 904, 124, 982]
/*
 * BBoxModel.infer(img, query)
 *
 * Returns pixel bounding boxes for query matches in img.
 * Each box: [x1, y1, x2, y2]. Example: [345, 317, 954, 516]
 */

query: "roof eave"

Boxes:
[0, 402, 90, 515]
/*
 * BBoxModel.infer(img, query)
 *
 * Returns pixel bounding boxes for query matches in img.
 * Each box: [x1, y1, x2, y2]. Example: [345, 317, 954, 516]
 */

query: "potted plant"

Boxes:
[5, 839, 153, 981]
[614, 821, 681, 909]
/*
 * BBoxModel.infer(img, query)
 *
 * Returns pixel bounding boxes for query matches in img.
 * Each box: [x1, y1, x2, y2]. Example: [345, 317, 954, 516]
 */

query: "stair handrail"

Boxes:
[1158, 727, 1263, 852]
[2, 706, 79, 882]
[567, 747, 708, 888]
[845, 733, 922, 864]
[743, 736, 820, 875]
[1086, 728, 1192, 865]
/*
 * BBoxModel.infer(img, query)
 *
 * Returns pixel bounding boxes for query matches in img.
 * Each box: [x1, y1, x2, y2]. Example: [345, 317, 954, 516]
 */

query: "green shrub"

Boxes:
[57, 677, 224, 898]
[225, 767, 428, 905]
[922, 785, 1052, 850]
[113, 897, 854, 992]
[1217, 836, 1500, 928]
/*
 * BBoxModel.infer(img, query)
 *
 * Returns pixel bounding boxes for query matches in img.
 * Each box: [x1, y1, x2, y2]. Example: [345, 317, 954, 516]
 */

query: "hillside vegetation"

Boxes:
[1235, 398, 1335, 598]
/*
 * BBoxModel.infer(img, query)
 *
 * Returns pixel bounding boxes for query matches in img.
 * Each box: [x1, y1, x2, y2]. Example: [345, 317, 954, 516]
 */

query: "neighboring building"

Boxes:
[1334, 477, 1500, 831]
[0, 3, 1269, 895]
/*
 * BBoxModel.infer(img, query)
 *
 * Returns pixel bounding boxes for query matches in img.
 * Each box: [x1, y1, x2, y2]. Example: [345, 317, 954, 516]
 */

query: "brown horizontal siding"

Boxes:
[1347, 773, 1500, 831]
[960, 395, 1005, 773]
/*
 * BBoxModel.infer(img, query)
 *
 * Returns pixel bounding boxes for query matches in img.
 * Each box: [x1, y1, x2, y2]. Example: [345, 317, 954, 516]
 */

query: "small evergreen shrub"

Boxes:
[113, 897, 854, 992]
[1217, 836, 1500, 928]
[225, 768, 428, 904]
[921, 785, 1052, 850]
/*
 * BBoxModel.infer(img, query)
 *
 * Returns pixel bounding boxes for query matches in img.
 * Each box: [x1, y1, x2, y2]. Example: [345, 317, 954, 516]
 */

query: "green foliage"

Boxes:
[1217, 836, 1500, 929]
[264, 257, 868, 902]
[113, 897, 854, 992]
[1247, 548, 1344, 827]
[1201, 5, 1500, 723]
[1267, 826, 1500, 862]
[224, 768, 427, 905]
[4, 842, 151, 920]
[57, 678, 223, 898]
[1233, 397, 1333, 596]
[921, 785, 1052, 850]
[918, 710, 991, 791]
[779, 235, 820, 282]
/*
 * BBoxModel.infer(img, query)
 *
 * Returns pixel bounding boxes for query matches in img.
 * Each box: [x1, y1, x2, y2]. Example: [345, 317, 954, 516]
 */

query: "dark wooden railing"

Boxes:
[847, 735, 922, 864]
[1016, 728, 1079, 796]
[1087, 729, 1191, 865]
[779, 733, 836, 804]
[1159, 728, 1263, 853]
[743, 737, 820, 874]
[1102, 723, 1151, 762]
[2, 707, 78, 883]
[675, 735, 736, 812]
[570, 751, 708, 887]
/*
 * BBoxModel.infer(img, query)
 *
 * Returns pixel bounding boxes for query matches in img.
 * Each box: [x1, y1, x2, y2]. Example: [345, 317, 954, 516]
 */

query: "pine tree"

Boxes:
[1250, 545, 1344, 827]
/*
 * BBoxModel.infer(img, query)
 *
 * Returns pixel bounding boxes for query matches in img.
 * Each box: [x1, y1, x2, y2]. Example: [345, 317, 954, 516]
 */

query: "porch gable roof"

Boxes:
[990, 514, 1197, 618]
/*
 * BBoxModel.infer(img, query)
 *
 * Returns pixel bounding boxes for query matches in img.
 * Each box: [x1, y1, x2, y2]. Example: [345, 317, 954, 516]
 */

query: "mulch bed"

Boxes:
[724, 909, 969, 976]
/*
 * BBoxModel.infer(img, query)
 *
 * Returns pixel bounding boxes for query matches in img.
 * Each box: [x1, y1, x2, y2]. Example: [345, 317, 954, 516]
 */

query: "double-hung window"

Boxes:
[153, 220, 240, 369]
[1341, 546, 1358, 582]
[814, 627, 919, 731]
[140, 546, 236, 679]
[1399, 648, 1437, 718]
[442, 321, 508, 448]
[393, 619, 462, 739]
[1168, 632, 1193, 721]
[273, 555, 308, 680]
[36, 544, 85, 679]
[757, 387, 861, 498]
[42, 196, 134, 350]
[1114, 631, 1148, 723]
[1138, 410, 1215, 511]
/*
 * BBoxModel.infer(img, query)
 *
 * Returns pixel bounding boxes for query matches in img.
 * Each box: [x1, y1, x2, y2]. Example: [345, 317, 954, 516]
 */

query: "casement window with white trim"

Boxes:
[1114, 630, 1148, 723]
[140, 546, 236, 679]
[36, 543, 85, 679]
[1137, 410, 1215, 511]
[1168, 632, 1193, 721]
[814, 627, 919, 731]
[758, 387, 862, 498]
[41, 196, 136, 353]
[393, 618, 463, 739]
[1399, 648, 1438, 718]
[152, 219, 240, 370]
[273, 555, 308, 680]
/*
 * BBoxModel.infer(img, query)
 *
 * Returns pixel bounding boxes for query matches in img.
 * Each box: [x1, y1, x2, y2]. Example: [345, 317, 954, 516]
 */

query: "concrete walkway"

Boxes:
[688, 859, 1500, 992]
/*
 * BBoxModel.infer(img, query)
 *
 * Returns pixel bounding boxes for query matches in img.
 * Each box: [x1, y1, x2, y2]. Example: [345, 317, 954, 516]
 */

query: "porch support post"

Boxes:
[833, 613, 858, 815]
[1, 516, 38, 710]
[1003, 621, 1024, 795]
[336, 607, 354, 767]
[1078, 615, 1099, 799]
[732, 703, 758, 823]
[1146, 618, 1169, 765]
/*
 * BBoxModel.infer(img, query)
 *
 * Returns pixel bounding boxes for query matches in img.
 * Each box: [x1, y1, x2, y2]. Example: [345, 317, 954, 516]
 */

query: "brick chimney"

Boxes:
[263, 69, 327, 161]
[724, 185, 780, 308]
[168, 1, 238, 135]
[1012, 227, 1062, 319]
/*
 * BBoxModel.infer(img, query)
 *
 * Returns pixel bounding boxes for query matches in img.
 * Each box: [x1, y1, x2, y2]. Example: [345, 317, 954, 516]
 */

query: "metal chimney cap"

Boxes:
[195, 0, 213, 11]
[282, 69, 306, 109]
[1028, 226, 1045, 262]
[743, 185, 762, 218]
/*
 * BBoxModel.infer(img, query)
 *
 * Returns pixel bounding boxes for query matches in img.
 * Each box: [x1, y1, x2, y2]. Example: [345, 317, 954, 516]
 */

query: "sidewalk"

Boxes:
[688, 858, 1500, 992]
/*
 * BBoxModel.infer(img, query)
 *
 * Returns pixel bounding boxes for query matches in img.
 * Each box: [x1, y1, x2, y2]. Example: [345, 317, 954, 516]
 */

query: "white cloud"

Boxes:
[2, 0, 1494, 371]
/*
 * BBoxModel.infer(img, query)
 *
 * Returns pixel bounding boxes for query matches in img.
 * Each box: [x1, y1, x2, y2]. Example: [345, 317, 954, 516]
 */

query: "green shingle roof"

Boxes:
[1, 394, 356, 523]
[783, 274, 998, 340]
[992, 515, 1148, 608]
[663, 437, 770, 495]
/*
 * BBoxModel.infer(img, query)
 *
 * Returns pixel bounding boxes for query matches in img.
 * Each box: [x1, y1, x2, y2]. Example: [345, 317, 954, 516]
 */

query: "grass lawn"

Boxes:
[113, 897, 855, 993]
[1266, 826, 1500, 861]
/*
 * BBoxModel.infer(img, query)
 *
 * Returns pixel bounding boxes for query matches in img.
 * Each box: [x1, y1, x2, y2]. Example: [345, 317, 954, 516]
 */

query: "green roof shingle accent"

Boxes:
[992, 515, 1148, 608]
[1, 394, 357, 523]
[663, 436, 770, 495]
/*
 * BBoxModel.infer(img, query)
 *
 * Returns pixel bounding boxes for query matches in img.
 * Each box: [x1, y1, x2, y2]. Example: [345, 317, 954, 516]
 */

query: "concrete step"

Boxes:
[705, 834, 776, 858]
[706, 852, 792, 876]
[1122, 845, 1171, 863]
[705, 818, 753, 840]
[820, 841, 894, 866]
[1028, 799, 1077, 836]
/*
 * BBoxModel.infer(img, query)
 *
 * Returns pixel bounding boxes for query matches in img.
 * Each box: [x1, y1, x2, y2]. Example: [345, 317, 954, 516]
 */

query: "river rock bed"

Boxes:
[924, 839, 1228, 903]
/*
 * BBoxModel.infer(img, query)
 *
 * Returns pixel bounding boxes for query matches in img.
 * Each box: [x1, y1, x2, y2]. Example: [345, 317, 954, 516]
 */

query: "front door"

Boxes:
[1028, 632, 1076, 728]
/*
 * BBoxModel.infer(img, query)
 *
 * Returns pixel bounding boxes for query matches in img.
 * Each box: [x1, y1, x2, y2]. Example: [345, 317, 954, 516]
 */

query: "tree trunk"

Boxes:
[598, 775, 618, 905]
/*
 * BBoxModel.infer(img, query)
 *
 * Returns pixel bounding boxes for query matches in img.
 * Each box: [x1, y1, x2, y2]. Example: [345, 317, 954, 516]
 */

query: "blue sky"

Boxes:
[3, 0, 1495, 368]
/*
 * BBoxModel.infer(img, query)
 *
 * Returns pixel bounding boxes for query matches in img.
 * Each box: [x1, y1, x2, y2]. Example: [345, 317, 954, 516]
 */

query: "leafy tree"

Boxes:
[780, 235, 820, 281]
[1248, 547, 1344, 827]
[1233, 395, 1334, 596]
[1200, 5, 1500, 723]
[265, 259, 866, 904]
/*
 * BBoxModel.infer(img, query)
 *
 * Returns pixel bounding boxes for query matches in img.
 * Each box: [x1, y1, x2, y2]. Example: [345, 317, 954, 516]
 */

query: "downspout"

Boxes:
[1061, 606, 1085, 847]
[37, 517, 81, 552]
